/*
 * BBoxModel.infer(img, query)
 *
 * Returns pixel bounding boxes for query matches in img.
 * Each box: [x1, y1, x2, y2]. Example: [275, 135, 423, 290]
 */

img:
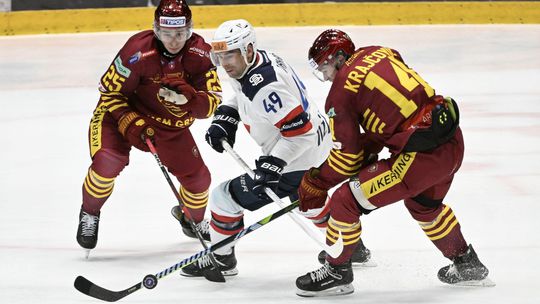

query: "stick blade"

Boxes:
[74, 276, 135, 302]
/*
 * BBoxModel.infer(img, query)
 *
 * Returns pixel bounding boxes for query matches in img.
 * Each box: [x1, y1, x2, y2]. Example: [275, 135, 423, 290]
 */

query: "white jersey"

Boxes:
[222, 50, 332, 173]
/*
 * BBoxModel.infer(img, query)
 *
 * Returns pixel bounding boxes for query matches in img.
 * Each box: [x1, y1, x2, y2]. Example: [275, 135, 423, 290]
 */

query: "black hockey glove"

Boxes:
[252, 156, 287, 198]
[205, 105, 240, 153]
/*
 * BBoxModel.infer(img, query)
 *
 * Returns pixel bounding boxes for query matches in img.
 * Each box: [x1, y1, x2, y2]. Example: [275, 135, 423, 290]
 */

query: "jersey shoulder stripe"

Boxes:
[240, 50, 278, 101]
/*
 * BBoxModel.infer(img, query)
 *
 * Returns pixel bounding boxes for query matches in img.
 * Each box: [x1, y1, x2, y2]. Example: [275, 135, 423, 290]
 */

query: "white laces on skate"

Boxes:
[196, 255, 213, 269]
[80, 212, 99, 237]
[197, 219, 210, 235]
[310, 263, 342, 282]
[444, 264, 461, 279]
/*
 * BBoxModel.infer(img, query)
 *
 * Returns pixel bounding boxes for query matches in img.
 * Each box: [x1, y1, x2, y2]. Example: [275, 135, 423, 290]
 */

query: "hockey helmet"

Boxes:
[210, 19, 257, 70]
[153, 0, 193, 42]
[308, 29, 355, 81]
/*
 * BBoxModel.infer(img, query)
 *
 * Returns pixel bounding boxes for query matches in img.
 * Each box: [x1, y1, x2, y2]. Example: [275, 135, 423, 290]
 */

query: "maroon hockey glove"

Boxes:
[298, 168, 329, 212]
[160, 75, 197, 102]
[118, 111, 155, 149]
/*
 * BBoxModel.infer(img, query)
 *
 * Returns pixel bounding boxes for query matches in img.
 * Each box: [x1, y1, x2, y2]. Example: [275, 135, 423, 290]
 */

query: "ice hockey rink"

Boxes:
[1, 24, 539, 303]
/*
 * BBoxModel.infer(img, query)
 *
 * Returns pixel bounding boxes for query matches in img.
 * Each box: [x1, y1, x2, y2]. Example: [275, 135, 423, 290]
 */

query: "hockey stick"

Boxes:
[144, 138, 225, 283]
[74, 200, 299, 302]
[221, 140, 344, 258]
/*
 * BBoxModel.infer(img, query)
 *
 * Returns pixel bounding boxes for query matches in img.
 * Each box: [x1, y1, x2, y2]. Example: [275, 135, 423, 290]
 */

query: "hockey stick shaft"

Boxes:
[74, 201, 299, 302]
[145, 138, 225, 283]
[221, 140, 344, 258]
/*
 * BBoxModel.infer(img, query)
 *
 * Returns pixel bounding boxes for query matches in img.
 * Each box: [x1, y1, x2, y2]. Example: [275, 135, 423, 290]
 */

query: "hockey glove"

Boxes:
[118, 111, 155, 149]
[205, 105, 240, 153]
[252, 156, 287, 198]
[298, 168, 329, 212]
[159, 75, 197, 105]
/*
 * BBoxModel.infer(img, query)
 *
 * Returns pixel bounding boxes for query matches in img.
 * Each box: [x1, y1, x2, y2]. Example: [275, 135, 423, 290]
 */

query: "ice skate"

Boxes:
[438, 244, 495, 287]
[296, 260, 354, 297]
[171, 206, 211, 242]
[318, 239, 376, 267]
[76, 207, 100, 258]
[181, 248, 238, 277]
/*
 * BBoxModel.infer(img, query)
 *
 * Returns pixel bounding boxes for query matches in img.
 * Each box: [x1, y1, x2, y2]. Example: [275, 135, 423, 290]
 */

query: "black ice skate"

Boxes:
[181, 248, 238, 277]
[296, 261, 354, 297]
[438, 244, 495, 287]
[318, 239, 376, 267]
[171, 206, 210, 242]
[76, 207, 100, 257]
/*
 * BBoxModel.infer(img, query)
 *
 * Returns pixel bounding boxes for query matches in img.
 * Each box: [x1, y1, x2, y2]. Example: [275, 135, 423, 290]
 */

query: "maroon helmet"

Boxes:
[308, 29, 355, 67]
[154, 0, 192, 29]
[153, 0, 193, 47]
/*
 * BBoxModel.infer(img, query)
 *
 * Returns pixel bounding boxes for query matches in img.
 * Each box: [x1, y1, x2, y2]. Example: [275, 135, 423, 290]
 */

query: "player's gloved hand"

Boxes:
[252, 156, 287, 198]
[159, 75, 197, 105]
[205, 105, 240, 153]
[298, 168, 329, 212]
[118, 111, 155, 148]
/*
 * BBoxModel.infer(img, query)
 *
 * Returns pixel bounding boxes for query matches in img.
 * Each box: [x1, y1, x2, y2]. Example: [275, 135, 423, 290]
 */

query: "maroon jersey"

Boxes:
[318, 46, 438, 187]
[95, 30, 221, 131]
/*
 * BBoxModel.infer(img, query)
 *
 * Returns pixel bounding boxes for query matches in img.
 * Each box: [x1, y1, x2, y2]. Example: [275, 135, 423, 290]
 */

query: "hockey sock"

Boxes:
[325, 217, 362, 265]
[417, 204, 468, 258]
[179, 187, 208, 223]
[82, 167, 115, 215]
[209, 211, 244, 255]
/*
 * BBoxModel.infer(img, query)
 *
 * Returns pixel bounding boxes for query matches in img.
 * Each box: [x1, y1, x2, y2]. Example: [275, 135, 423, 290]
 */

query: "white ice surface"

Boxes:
[1, 25, 539, 303]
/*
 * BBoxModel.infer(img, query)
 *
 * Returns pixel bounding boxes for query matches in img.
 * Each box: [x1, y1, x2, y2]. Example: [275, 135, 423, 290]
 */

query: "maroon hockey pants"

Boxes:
[82, 113, 210, 222]
[327, 128, 468, 264]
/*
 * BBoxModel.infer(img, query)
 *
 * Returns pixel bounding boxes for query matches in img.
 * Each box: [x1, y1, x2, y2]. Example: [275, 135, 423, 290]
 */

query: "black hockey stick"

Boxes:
[145, 138, 225, 283]
[74, 200, 299, 302]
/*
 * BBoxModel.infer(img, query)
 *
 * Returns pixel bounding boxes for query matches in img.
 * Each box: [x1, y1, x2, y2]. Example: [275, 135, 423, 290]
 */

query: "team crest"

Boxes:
[249, 74, 264, 86]
[156, 92, 187, 118]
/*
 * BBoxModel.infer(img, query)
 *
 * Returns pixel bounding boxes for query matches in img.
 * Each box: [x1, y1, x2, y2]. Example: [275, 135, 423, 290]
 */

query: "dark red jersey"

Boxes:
[318, 46, 438, 187]
[95, 30, 221, 130]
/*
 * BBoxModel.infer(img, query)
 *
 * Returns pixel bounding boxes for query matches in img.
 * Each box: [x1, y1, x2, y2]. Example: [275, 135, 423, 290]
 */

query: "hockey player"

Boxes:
[180, 19, 371, 277]
[76, 0, 221, 253]
[295, 29, 492, 296]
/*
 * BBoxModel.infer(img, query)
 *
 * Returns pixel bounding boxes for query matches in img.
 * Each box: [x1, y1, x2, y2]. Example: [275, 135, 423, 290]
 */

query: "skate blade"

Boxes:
[352, 259, 377, 268]
[296, 284, 354, 297]
[84, 249, 91, 259]
[453, 277, 496, 287]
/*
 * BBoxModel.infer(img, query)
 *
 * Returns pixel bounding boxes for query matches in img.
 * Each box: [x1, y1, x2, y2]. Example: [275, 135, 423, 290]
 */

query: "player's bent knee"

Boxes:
[346, 178, 378, 215]
[91, 149, 129, 177]
[180, 165, 211, 193]
[210, 180, 245, 217]
[328, 184, 363, 222]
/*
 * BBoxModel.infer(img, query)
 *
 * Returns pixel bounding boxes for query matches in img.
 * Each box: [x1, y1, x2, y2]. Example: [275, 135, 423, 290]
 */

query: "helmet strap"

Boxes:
[236, 44, 257, 79]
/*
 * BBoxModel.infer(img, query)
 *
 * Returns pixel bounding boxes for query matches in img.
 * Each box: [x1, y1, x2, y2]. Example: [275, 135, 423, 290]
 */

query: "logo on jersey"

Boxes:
[249, 74, 264, 86]
[129, 50, 157, 64]
[327, 107, 336, 118]
[192, 146, 199, 158]
[189, 47, 209, 58]
[114, 56, 131, 78]
[367, 164, 379, 173]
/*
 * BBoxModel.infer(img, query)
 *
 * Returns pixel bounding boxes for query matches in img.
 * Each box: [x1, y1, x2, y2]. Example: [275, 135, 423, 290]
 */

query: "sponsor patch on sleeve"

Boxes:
[114, 56, 131, 78]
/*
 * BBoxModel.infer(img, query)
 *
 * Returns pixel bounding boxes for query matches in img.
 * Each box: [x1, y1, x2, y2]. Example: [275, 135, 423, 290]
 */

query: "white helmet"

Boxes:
[210, 19, 257, 72]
